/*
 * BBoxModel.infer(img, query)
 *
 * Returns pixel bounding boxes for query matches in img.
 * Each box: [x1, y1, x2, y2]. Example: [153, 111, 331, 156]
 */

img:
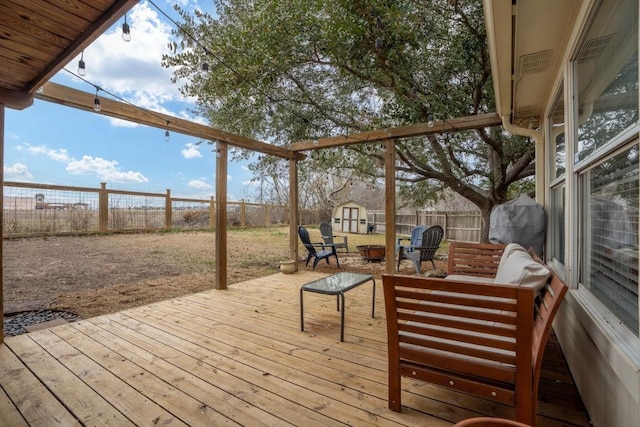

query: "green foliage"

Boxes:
[162, 0, 537, 237]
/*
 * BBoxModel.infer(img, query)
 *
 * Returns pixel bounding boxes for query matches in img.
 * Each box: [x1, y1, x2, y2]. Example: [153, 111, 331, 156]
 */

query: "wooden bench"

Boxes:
[382, 242, 568, 427]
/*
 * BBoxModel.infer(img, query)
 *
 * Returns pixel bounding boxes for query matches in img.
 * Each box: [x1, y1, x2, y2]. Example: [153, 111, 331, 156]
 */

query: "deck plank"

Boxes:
[0, 272, 591, 427]
[0, 379, 28, 427]
[23, 329, 188, 427]
[0, 343, 78, 426]
[5, 334, 134, 426]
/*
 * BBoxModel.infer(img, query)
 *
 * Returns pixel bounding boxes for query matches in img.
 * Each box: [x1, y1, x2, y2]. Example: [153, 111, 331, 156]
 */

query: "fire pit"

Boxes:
[356, 245, 386, 262]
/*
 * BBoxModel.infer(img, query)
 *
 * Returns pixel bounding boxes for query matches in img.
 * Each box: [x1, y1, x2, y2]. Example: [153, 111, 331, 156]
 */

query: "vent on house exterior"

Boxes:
[516, 105, 539, 118]
[519, 50, 553, 76]
[577, 34, 616, 63]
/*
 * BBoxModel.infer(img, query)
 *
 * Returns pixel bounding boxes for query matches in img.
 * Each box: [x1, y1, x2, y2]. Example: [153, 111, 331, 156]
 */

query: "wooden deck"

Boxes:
[0, 272, 590, 426]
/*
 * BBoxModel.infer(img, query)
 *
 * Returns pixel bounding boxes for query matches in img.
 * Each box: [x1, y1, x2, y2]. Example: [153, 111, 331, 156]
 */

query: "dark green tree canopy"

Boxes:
[163, 0, 535, 239]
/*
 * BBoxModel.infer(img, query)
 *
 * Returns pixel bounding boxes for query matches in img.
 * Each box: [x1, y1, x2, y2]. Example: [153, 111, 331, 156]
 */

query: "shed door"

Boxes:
[342, 207, 359, 233]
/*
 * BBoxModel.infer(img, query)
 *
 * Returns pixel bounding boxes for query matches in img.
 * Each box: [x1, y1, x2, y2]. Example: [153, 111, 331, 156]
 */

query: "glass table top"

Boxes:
[301, 272, 374, 294]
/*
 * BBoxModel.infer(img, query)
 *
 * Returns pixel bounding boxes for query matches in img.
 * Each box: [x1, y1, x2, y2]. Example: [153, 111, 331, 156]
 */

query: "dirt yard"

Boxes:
[3, 228, 447, 320]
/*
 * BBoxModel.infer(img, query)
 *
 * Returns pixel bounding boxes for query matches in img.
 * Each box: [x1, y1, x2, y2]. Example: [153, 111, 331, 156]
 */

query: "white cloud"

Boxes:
[181, 143, 202, 159]
[4, 163, 33, 181]
[66, 155, 148, 183]
[187, 179, 213, 190]
[19, 144, 70, 162]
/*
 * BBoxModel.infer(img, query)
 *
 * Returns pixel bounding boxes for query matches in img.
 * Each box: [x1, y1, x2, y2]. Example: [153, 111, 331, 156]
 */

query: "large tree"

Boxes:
[163, 0, 535, 240]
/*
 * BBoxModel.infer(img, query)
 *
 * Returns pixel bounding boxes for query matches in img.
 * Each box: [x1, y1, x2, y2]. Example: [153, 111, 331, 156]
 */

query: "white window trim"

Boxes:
[569, 287, 640, 401]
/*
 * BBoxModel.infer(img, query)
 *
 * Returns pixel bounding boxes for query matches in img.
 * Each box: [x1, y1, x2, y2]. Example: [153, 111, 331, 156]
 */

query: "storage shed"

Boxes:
[332, 202, 368, 234]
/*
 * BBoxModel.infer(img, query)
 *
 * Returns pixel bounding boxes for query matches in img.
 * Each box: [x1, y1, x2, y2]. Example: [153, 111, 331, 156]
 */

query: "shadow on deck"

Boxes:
[0, 272, 590, 426]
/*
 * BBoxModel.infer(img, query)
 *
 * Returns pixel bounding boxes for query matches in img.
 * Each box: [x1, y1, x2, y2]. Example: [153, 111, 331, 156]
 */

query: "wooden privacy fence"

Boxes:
[367, 210, 481, 242]
[3, 181, 320, 238]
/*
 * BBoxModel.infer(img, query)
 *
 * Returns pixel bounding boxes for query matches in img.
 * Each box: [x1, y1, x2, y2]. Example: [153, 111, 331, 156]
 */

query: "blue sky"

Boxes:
[4, 1, 258, 201]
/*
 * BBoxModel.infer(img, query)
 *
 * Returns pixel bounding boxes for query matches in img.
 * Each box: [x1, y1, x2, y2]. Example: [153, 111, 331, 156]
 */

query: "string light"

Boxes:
[122, 14, 131, 42]
[214, 141, 221, 158]
[165, 121, 170, 141]
[427, 112, 434, 128]
[93, 87, 101, 112]
[201, 62, 209, 72]
[77, 51, 86, 76]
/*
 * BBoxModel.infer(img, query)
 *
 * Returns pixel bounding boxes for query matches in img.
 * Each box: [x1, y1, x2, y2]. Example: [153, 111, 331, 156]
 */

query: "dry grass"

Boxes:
[3, 226, 449, 319]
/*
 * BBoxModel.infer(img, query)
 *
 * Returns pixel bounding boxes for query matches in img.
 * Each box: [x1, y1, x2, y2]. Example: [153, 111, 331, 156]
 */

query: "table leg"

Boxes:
[371, 278, 376, 318]
[300, 288, 304, 331]
[340, 292, 345, 342]
[336, 294, 340, 311]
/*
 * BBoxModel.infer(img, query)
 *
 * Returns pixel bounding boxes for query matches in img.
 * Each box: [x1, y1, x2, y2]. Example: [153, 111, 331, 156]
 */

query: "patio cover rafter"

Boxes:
[36, 82, 301, 160]
[291, 112, 502, 151]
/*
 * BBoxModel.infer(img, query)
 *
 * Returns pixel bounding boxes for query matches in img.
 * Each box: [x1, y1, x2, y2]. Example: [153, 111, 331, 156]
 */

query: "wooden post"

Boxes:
[0, 104, 4, 344]
[99, 182, 108, 232]
[240, 199, 246, 228]
[289, 158, 299, 269]
[215, 142, 228, 289]
[443, 212, 448, 241]
[384, 139, 396, 274]
[209, 197, 215, 229]
[165, 189, 171, 230]
[264, 204, 270, 226]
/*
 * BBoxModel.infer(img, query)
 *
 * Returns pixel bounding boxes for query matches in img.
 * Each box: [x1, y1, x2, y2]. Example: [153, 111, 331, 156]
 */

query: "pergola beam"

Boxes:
[291, 112, 502, 151]
[0, 88, 33, 111]
[36, 82, 299, 160]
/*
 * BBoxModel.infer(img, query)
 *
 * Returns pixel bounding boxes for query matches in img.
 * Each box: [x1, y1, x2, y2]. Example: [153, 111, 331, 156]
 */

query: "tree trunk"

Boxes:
[479, 207, 492, 243]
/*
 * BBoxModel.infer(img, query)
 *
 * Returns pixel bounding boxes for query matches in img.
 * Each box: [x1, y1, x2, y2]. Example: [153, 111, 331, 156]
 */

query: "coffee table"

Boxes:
[300, 272, 375, 342]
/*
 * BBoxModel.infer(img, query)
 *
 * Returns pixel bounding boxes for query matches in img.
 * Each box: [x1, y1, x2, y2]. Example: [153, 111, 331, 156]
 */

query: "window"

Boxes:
[550, 84, 566, 180]
[580, 144, 639, 334]
[573, 0, 639, 335]
[550, 184, 566, 266]
[575, 0, 638, 163]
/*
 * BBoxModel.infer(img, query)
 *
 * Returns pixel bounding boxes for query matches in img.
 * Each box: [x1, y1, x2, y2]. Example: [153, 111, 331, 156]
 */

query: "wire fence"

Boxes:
[2, 182, 319, 238]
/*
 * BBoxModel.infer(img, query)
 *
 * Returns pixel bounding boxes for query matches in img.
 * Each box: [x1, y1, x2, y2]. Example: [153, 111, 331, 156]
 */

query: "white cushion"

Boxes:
[444, 274, 496, 284]
[497, 243, 528, 273]
[494, 244, 550, 292]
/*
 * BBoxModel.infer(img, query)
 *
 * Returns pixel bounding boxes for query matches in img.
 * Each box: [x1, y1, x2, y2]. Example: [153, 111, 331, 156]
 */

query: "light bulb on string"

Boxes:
[201, 62, 209, 72]
[427, 112, 434, 128]
[313, 139, 319, 146]
[164, 121, 170, 142]
[78, 51, 86, 76]
[122, 14, 131, 42]
[93, 88, 101, 112]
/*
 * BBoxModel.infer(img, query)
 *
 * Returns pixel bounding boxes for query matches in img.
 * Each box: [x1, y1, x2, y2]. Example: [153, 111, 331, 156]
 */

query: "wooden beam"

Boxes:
[0, 104, 4, 343]
[215, 142, 228, 290]
[0, 87, 33, 110]
[384, 139, 396, 274]
[36, 82, 298, 160]
[291, 113, 502, 151]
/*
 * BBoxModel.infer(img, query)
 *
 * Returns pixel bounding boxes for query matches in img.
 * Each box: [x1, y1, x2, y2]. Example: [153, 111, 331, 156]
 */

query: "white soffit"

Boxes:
[512, 0, 582, 125]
